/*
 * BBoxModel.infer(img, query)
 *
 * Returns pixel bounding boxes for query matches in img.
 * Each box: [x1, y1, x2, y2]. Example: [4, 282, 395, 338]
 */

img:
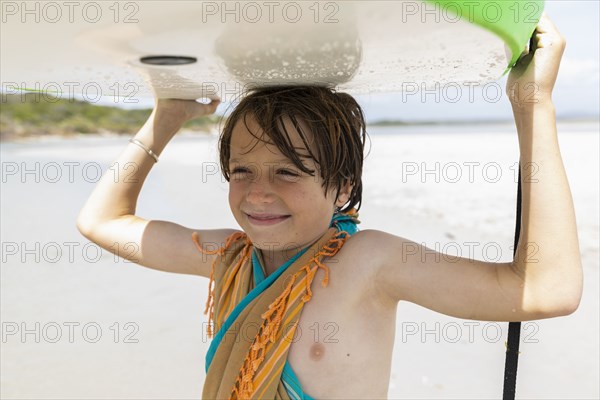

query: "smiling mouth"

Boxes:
[245, 213, 291, 226]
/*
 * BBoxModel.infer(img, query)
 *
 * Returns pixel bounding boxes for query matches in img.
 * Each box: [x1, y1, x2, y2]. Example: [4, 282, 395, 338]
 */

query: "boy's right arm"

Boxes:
[75, 98, 234, 278]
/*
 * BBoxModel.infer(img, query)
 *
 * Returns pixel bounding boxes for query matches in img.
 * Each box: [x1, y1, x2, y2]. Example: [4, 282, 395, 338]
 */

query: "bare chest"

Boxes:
[286, 254, 397, 399]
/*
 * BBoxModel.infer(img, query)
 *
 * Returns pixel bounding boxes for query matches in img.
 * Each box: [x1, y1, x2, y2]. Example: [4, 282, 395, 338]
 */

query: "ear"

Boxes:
[334, 180, 353, 208]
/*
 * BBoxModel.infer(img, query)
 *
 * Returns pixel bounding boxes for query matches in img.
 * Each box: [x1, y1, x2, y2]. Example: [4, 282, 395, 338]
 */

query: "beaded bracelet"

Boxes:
[129, 138, 159, 163]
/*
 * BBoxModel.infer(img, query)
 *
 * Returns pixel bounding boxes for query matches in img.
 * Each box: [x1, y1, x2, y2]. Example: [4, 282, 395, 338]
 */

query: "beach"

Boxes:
[1, 121, 598, 399]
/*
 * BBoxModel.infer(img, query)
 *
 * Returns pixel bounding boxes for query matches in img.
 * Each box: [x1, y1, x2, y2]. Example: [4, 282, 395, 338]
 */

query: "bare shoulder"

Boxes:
[337, 228, 400, 266]
[332, 229, 399, 307]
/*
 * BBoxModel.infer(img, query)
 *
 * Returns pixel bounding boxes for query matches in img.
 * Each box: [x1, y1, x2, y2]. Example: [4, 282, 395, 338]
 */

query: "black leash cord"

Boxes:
[502, 163, 523, 400]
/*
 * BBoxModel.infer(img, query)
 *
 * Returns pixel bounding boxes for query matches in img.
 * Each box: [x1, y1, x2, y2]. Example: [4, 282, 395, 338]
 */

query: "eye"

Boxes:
[231, 167, 250, 178]
[275, 168, 302, 182]
[277, 169, 299, 177]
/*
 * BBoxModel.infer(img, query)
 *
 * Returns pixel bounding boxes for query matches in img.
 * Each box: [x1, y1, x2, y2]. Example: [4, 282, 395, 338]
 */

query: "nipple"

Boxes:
[310, 343, 325, 361]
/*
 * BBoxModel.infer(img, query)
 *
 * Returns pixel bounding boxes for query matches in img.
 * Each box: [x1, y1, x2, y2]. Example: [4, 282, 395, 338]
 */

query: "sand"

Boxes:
[1, 121, 598, 399]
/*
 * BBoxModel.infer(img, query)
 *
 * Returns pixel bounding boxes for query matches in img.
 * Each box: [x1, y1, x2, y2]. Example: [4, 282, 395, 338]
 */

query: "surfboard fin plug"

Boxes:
[140, 56, 197, 66]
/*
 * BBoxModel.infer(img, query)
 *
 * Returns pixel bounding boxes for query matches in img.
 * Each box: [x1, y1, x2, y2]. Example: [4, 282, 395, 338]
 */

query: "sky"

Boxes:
[31, 0, 600, 123]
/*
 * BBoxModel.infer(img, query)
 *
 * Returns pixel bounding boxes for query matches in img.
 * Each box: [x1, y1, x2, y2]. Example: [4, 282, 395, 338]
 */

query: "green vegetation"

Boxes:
[0, 94, 221, 140]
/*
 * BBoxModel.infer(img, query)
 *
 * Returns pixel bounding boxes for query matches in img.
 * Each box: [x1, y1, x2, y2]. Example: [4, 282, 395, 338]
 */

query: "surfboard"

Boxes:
[1, 0, 544, 102]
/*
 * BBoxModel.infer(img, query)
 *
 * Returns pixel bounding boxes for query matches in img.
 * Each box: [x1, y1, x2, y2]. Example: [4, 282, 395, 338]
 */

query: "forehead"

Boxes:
[230, 113, 314, 157]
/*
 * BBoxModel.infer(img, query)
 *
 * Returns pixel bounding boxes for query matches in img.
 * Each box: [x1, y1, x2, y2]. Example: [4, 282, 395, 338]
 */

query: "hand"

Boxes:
[506, 13, 566, 110]
[155, 98, 221, 127]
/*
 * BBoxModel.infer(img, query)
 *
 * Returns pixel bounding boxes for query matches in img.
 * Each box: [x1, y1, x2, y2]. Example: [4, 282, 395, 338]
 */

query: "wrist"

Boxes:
[511, 100, 558, 141]
[129, 138, 159, 163]
[153, 104, 190, 129]
[132, 111, 180, 159]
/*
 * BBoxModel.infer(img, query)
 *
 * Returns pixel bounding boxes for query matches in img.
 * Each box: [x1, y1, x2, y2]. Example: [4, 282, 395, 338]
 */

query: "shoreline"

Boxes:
[0, 126, 221, 144]
[1, 119, 597, 144]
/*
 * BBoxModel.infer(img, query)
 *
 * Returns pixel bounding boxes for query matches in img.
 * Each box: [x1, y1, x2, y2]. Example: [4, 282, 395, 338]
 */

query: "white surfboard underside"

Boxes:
[1, 1, 510, 101]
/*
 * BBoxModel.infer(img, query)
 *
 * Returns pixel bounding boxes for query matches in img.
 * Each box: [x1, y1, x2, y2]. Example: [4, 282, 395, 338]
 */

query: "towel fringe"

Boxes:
[192, 231, 248, 338]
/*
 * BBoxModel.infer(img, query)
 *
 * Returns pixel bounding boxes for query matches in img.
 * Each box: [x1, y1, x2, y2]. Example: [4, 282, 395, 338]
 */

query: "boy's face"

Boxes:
[228, 114, 349, 252]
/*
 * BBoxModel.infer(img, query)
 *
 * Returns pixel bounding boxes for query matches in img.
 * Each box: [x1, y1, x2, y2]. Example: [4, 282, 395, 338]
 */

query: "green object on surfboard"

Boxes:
[428, 0, 544, 73]
[0, 0, 544, 101]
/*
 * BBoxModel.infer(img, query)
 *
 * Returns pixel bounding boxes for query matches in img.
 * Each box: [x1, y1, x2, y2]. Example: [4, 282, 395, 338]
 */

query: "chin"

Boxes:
[249, 233, 289, 248]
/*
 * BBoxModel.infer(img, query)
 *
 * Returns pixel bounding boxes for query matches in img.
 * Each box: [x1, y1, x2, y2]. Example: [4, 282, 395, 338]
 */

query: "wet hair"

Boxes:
[218, 85, 368, 213]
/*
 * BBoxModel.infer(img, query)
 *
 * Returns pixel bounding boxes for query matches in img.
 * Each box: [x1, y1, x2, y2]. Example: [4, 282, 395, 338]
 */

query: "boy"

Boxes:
[77, 14, 582, 399]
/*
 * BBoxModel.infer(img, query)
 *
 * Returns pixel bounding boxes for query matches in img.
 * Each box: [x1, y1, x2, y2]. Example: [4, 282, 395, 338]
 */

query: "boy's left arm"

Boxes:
[505, 13, 583, 317]
[370, 13, 583, 321]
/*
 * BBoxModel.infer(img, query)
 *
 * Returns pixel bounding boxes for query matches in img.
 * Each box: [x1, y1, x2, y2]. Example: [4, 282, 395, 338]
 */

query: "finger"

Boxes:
[206, 99, 221, 113]
[532, 20, 565, 51]
[530, 29, 540, 52]
[535, 12, 560, 35]
[520, 25, 540, 57]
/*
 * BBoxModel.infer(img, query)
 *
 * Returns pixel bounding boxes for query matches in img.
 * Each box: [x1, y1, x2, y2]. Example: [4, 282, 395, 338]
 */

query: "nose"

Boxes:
[245, 178, 276, 205]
